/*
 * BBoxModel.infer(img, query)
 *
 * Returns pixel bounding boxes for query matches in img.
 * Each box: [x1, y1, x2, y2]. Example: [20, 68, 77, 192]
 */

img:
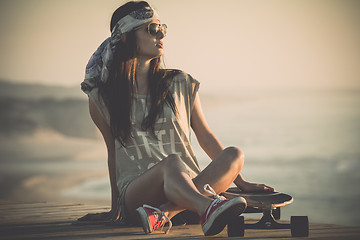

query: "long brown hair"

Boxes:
[98, 1, 178, 146]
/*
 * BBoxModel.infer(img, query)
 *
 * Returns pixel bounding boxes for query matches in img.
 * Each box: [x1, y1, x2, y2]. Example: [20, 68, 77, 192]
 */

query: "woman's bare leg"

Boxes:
[163, 146, 244, 219]
[125, 153, 213, 223]
[193, 146, 244, 194]
[124, 146, 244, 222]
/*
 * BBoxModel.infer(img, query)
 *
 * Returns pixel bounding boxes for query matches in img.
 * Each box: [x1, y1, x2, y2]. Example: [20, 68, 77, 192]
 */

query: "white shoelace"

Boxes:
[143, 204, 172, 234]
[203, 184, 226, 200]
[203, 184, 226, 219]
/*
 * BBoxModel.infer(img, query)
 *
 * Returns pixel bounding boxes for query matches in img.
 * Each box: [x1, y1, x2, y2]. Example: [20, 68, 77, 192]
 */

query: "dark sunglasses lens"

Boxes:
[148, 23, 157, 35]
[148, 23, 167, 36]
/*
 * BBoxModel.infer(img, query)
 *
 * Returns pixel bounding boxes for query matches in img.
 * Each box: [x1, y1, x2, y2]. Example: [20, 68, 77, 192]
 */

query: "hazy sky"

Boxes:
[0, 0, 359, 92]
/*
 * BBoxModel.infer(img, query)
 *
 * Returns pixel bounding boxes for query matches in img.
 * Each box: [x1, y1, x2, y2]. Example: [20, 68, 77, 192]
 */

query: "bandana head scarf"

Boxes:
[81, 6, 159, 93]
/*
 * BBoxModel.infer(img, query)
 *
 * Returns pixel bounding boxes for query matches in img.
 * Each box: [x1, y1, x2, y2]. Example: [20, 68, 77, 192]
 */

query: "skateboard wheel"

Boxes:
[273, 207, 281, 220]
[291, 216, 309, 237]
[227, 216, 245, 237]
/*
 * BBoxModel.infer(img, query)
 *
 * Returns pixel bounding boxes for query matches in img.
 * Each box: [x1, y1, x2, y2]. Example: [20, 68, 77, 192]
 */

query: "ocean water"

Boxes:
[0, 85, 359, 226]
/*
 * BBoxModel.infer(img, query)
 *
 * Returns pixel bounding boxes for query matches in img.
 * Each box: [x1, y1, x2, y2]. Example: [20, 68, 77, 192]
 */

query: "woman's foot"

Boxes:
[201, 184, 247, 236]
[136, 205, 172, 234]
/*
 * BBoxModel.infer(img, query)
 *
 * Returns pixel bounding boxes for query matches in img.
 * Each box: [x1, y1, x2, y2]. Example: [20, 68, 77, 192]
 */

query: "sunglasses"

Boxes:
[135, 22, 167, 36]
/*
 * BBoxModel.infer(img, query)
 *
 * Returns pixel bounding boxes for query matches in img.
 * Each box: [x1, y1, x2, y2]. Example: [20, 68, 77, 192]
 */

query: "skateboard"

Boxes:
[222, 187, 309, 237]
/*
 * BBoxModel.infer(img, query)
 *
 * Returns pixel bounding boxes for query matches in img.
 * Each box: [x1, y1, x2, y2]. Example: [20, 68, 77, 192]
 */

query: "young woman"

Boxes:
[80, 1, 274, 236]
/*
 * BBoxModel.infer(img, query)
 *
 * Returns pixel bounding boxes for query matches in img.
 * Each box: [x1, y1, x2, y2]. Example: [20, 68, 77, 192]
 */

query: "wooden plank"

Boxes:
[0, 202, 359, 240]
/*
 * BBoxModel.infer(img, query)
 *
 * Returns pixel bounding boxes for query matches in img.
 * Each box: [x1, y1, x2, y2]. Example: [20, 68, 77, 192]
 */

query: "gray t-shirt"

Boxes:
[82, 71, 201, 192]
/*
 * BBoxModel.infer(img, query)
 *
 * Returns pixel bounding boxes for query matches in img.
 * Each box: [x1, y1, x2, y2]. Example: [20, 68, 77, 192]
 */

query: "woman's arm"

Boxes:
[77, 98, 119, 221]
[190, 94, 275, 192]
[190, 94, 224, 160]
[89, 98, 119, 211]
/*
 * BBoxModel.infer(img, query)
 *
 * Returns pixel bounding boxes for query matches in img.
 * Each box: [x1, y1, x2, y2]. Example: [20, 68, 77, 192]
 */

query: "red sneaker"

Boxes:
[201, 184, 247, 236]
[136, 205, 172, 234]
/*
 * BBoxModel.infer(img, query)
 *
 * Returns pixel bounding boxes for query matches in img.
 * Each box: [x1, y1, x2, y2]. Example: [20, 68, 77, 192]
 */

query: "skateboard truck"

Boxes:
[223, 188, 309, 237]
[245, 209, 290, 229]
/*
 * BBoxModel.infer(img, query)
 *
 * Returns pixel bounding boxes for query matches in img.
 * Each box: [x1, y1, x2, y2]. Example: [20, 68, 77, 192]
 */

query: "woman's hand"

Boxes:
[234, 173, 276, 193]
[237, 181, 276, 193]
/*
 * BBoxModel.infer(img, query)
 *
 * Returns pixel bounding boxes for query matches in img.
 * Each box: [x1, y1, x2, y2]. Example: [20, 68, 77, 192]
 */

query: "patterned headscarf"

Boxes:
[81, 6, 159, 93]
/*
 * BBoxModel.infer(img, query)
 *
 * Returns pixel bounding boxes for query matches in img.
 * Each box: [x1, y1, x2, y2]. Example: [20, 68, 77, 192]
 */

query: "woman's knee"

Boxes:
[223, 146, 244, 170]
[160, 154, 186, 172]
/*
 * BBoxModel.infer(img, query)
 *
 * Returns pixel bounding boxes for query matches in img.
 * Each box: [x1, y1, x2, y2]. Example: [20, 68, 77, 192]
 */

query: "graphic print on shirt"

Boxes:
[117, 92, 194, 171]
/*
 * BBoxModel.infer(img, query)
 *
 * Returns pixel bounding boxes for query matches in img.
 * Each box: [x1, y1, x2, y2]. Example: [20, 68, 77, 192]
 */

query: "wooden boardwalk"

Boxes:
[0, 202, 359, 240]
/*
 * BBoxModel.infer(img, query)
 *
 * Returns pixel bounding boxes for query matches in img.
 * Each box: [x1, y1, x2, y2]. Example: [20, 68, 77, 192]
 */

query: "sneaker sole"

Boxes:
[136, 207, 152, 234]
[203, 197, 247, 236]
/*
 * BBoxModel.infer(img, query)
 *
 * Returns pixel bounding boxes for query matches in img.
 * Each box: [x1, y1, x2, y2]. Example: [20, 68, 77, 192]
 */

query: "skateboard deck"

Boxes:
[222, 187, 293, 209]
[223, 187, 309, 237]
